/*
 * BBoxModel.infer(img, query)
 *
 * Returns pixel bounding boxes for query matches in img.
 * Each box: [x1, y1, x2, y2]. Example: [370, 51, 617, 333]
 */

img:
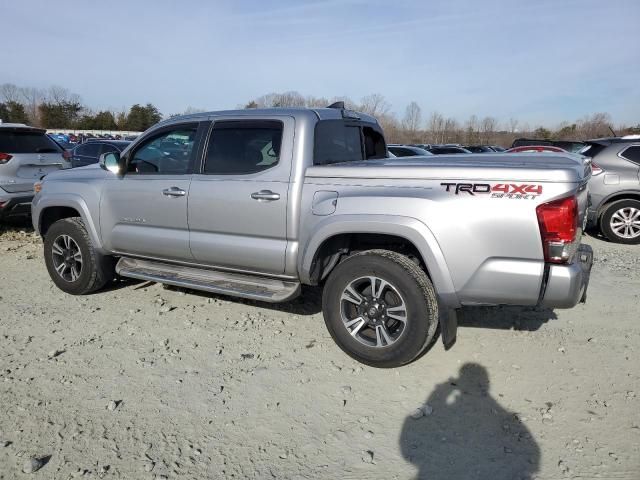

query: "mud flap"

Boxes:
[439, 306, 458, 350]
[578, 245, 594, 304]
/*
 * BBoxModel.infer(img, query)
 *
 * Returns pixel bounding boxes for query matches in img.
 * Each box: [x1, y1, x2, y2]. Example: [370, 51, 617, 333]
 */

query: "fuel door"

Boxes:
[312, 190, 338, 216]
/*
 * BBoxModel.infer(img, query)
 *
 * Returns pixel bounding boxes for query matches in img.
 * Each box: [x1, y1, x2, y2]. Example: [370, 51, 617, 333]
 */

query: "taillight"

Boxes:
[591, 162, 603, 176]
[0, 153, 13, 164]
[536, 195, 579, 264]
[62, 150, 72, 160]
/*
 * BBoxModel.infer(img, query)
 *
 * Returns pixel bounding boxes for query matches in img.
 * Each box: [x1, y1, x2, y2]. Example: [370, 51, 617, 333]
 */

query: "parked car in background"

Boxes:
[0, 123, 70, 221]
[70, 140, 131, 168]
[464, 145, 495, 153]
[489, 145, 506, 152]
[511, 138, 585, 153]
[507, 145, 567, 153]
[427, 145, 471, 155]
[582, 136, 640, 244]
[387, 145, 433, 157]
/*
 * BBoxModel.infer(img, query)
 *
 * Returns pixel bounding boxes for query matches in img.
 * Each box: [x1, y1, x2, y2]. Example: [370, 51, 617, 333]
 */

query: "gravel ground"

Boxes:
[0, 222, 638, 479]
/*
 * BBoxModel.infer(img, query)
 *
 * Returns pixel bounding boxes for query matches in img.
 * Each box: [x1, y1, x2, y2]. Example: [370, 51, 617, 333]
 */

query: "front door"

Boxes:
[188, 117, 292, 274]
[100, 123, 200, 262]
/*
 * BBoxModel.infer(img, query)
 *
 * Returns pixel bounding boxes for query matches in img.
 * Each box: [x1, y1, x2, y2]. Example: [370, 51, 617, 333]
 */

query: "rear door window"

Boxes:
[0, 130, 62, 153]
[203, 120, 283, 175]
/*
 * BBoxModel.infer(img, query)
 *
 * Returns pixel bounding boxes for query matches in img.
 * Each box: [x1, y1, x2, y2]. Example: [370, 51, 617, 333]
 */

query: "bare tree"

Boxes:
[20, 87, 45, 126]
[443, 117, 460, 144]
[465, 115, 479, 144]
[0, 83, 21, 103]
[427, 111, 445, 143]
[47, 85, 81, 105]
[480, 116, 498, 144]
[359, 94, 391, 117]
[402, 101, 422, 136]
[305, 95, 330, 108]
[508, 117, 519, 133]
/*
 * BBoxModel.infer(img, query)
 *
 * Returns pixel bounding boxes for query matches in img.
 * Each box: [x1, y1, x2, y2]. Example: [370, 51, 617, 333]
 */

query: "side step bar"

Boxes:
[116, 257, 301, 303]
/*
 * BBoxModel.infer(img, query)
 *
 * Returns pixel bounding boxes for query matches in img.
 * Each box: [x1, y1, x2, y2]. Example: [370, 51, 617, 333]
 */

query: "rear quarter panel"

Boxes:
[300, 175, 583, 307]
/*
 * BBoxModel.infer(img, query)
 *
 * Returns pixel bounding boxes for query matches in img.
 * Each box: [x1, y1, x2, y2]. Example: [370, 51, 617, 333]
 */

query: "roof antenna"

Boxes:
[327, 101, 345, 109]
[608, 125, 617, 137]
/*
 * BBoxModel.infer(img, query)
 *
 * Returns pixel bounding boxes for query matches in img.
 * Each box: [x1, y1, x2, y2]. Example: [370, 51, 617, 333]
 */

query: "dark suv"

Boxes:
[583, 136, 640, 244]
[70, 140, 131, 168]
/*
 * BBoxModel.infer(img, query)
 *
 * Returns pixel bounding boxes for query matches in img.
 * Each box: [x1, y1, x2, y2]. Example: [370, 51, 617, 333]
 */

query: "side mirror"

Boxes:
[99, 152, 123, 174]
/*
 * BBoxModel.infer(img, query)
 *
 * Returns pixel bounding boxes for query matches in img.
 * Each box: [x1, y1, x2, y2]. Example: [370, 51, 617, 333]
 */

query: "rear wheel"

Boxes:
[44, 217, 115, 294]
[600, 200, 640, 244]
[322, 250, 439, 368]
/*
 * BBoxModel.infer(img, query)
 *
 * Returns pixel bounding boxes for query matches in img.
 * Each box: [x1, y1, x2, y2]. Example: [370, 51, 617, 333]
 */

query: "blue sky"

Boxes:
[1, 0, 638, 126]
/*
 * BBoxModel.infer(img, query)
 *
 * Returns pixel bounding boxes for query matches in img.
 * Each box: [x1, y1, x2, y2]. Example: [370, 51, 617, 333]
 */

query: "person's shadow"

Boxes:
[400, 363, 540, 480]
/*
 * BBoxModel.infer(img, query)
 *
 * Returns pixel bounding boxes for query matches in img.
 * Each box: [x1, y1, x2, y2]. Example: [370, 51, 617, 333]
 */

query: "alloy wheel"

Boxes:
[610, 207, 640, 239]
[340, 276, 408, 348]
[51, 234, 83, 282]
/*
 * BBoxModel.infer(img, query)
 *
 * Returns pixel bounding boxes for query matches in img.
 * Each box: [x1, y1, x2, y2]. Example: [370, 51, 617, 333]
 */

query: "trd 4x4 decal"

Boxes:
[441, 183, 543, 199]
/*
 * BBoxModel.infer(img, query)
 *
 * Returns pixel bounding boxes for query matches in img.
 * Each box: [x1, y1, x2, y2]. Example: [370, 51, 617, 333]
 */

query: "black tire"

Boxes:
[322, 249, 439, 368]
[600, 199, 640, 245]
[44, 217, 115, 295]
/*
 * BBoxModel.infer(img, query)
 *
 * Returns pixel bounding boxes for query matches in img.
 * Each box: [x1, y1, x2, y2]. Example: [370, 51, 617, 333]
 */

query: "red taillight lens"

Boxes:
[0, 153, 13, 164]
[536, 196, 579, 263]
[591, 162, 603, 176]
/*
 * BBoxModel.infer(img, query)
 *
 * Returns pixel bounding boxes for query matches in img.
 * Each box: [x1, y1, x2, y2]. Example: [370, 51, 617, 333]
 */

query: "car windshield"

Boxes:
[0, 130, 63, 153]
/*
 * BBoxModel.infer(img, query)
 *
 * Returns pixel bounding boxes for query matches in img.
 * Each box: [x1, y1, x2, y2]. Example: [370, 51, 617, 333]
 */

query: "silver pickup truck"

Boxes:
[32, 106, 593, 367]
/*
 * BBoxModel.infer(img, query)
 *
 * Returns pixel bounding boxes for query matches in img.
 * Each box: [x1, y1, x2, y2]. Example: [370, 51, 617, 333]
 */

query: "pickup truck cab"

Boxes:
[32, 105, 593, 367]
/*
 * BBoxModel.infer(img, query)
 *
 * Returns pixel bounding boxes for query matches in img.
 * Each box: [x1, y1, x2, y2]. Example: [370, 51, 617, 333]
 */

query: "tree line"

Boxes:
[0, 83, 162, 131]
[2, 84, 638, 145]
[243, 91, 639, 146]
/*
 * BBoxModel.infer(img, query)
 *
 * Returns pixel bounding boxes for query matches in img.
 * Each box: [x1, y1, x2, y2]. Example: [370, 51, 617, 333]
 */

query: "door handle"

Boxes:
[251, 190, 280, 201]
[162, 187, 187, 197]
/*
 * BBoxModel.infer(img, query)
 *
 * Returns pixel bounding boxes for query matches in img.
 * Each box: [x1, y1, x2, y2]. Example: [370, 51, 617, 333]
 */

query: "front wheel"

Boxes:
[44, 217, 115, 295]
[600, 200, 640, 244]
[322, 250, 439, 368]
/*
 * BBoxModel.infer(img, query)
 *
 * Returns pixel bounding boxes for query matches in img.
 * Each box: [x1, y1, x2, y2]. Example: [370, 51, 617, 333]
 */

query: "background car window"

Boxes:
[100, 144, 120, 155]
[128, 126, 197, 174]
[0, 131, 62, 153]
[75, 143, 101, 157]
[620, 146, 640, 165]
[203, 120, 283, 175]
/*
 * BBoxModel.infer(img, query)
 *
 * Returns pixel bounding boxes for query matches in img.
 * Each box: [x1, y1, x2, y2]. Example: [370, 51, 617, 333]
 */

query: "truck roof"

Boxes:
[156, 107, 379, 127]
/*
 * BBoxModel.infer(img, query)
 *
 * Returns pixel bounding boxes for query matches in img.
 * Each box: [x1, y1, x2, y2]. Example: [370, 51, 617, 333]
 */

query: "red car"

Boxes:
[506, 145, 567, 153]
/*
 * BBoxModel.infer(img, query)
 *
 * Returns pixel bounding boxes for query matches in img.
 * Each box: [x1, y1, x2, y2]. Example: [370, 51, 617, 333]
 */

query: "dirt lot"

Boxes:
[0, 223, 638, 479]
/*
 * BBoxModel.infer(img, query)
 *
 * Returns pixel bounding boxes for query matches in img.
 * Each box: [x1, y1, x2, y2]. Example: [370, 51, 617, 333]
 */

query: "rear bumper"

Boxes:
[0, 193, 34, 220]
[539, 244, 593, 309]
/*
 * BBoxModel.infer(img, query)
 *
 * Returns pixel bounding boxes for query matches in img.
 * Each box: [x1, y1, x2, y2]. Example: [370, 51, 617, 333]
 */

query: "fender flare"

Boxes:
[34, 194, 104, 251]
[299, 214, 460, 309]
[596, 189, 640, 216]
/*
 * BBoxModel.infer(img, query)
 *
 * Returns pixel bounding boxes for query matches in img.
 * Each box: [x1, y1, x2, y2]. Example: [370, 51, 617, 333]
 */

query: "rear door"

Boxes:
[100, 122, 204, 261]
[0, 128, 65, 193]
[188, 117, 293, 274]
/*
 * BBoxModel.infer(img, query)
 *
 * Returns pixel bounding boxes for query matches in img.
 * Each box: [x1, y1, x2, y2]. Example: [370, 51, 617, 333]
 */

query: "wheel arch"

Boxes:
[596, 190, 640, 224]
[35, 195, 104, 251]
[299, 215, 460, 308]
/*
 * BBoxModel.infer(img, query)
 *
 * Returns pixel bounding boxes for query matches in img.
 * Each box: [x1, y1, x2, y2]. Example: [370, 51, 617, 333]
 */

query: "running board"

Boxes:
[116, 257, 301, 303]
